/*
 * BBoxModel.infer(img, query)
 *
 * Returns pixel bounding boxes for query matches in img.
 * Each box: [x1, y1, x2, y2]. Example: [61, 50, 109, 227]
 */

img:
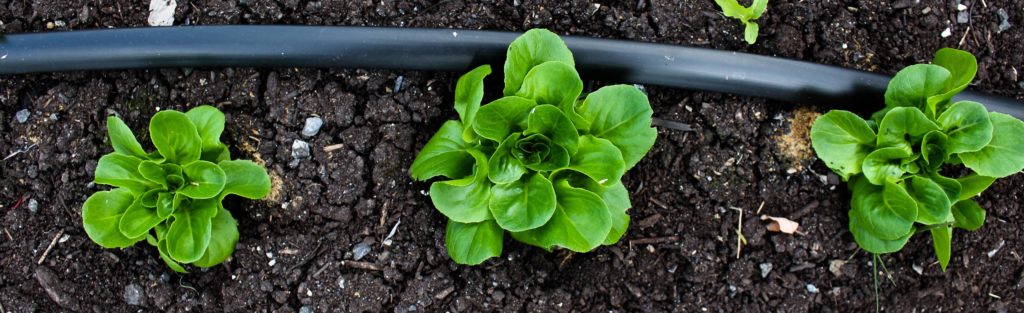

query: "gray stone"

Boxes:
[759, 263, 773, 278]
[957, 11, 969, 24]
[998, 8, 1012, 33]
[123, 284, 144, 306]
[806, 284, 819, 293]
[301, 117, 323, 137]
[299, 306, 313, 313]
[290, 140, 311, 167]
[394, 76, 405, 93]
[15, 109, 29, 123]
[49, 113, 58, 121]
[352, 242, 372, 261]
[27, 199, 38, 213]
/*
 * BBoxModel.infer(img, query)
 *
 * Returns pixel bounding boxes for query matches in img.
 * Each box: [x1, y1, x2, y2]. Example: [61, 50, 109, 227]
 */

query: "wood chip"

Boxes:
[761, 215, 799, 234]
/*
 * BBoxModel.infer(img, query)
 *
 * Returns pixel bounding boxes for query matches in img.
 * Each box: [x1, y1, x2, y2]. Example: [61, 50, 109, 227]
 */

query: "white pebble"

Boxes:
[941, 27, 952, 38]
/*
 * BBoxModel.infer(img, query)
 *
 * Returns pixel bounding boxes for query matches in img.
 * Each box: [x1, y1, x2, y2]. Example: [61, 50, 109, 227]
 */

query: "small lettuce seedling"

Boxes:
[714, 0, 768, 45]
[411, 29, 657, 265]
[811, 48, 1024, 271]
[83, 106, 271, 272]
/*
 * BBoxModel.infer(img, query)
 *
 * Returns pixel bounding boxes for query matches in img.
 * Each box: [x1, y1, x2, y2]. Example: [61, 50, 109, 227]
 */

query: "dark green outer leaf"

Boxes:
[193, 207, 239, 267]
[503, 29, 575, 97]
[576, 85, 657, 169]
[150, 110, 203, 164]
[488, 173, 557, 232]
[411, 120, 475, 181]
[473, 96, 536, 142]
[219, 160, 272, 200]
[107, 116, 149, 159]
[569, 135, 626, 186]
[445, 219, 504, 265]
[937, 101, 992, 154]
[884, 64, 952, 116]
[907, 176, 952, 225]
[861, 146, 912, 186]
[956, 174, 995, 201]
[809, 110, 876, 180]
[510, 180, 611, 252]
[118, 198, 166, 239]
[516, 61, 583, 110]
[82, 188, 145, 248]
[876, 107, 940, 149]
[430, 149, 493, 223]
[185, 105, 226, 161]
[951, 199, 985, 231]
[959, 112, 1024, 178]
[95, 153, 159, 194]
[849, 209, 915, 254]
[850, 177, 917, 240]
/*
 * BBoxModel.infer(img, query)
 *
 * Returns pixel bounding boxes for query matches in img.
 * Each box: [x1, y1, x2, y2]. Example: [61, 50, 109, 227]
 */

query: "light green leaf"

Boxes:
[488, 133, 527, 184]
[157, 192, 175, 218]
[525, 104, 579, 155]
[106, 116, 149, 159]
[150, 110, 203, 164]
[95, 153, 158, 194]
[139, 189, 160, 208]
[193, 207, 239, 267]
[138, 160, 168, 188]
[118, 198, 166, 239]
[930, 48, 978, 113]
[166, 199, 218, 263]
[455, 65, 492, 142]
[569, 135, 626, 186]
[850, 177, 917, 240]
[907, 176, 952, 225]
[218, 160, 271, 200]
[82, 189, 145, 248]
[178, 160, 227, 199]
[516, 133, 569, 171]
[930, 224, 953, 271]
[959, 112, 1024, 178]
[809, 110, 877, 180]
[951, 199, 985, 231]
[576, 85, 657, 169]
[511, 180, 611, 252]
[862, 146, 913, 185]
[714, 0, 751, 19]
[937, 101, 993, 154]
[876, 107, 940, 149]
[155, 224, 188, 273]
[927, 172, 962, 203]
[430, 150, 493, 223]
[744, 22, 759, 45]
[411, 120, 474, 181]
[597, 179, 630, 245]
[185, 105, 226, 162]
[750, 0, 769, 19]
[473, 96, 536, 142]
[503, 29, 575, 97]
[956, 174, 995, 201]
[884, 64, 952, 116]
[849, 209, 915, 254]
[516, 61, 583, 110]
[489, 173, 557, 232]
[445, 219, 504, 265]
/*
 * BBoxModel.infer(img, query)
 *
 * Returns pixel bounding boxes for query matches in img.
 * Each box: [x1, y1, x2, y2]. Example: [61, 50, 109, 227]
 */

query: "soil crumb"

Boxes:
[774, 106, 820, 170]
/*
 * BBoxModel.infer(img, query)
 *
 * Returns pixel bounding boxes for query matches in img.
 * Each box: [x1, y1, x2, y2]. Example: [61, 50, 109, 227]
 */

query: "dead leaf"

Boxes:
[761, 215, 799, 234]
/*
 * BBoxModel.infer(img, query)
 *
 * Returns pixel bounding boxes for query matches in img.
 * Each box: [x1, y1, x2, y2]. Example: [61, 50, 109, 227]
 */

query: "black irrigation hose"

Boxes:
[1, 25, 1022, 119]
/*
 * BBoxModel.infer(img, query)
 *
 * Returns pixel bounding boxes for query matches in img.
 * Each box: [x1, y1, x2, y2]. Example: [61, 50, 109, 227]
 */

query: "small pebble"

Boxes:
[337, 276, 346, 289]
[299, 306, 313, 313]
[301, 117, 323, 137]
[290, 140, 310, 167]
[15, 109, 29, 123]
[806, 284, 819, 293]
[759, 263, 773, 278]
[27, 199, 38, 213]
[46, 21, 55, 29]
[394, 76, 404, 93]
[352, 242, 372, 261]
[941, 27, 952, 38]
[49, 113, 58, 121]
[123, 284, 144, 306]
[997, 8, 1012, 33]
[957, 11, 970, 24]
[956, 4, 967, 11]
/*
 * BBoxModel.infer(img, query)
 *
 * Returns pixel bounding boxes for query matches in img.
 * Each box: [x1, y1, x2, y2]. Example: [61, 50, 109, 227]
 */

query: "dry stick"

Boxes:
[958, 26, 971, 48]
[342, 260, 382, 271]
[323, 144, 345, 152]
[37, 229, 64, 265]
[730, 207, 747, 259]
[628, 236, 678, 245]
[3, 228, 12, 241]
[755, 201, 766, 215]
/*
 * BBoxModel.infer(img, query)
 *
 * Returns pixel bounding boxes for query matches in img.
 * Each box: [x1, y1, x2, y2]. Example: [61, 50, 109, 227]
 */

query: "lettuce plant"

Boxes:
[714, 0, 768, 44]
[811, 48, 1024, 270]
[411, 29, 657, 265]
[83, 106, 271, 272]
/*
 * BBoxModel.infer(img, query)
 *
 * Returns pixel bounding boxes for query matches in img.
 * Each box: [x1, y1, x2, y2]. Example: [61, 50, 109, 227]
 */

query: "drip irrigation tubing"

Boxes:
[0, 26, 1021, 118]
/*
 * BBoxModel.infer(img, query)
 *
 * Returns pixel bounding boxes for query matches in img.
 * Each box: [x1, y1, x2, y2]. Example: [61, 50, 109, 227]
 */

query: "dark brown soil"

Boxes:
[2, 0, 1024, 312]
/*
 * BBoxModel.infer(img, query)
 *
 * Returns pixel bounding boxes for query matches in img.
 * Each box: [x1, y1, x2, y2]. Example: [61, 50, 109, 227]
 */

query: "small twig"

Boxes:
[323, 143, 345, 152]
[434, 286, 455, 300]
[3, 144, 37, 161]
[649, 198, 669, 210]
[8, 194, 27, 211]
[628, 236, 678, 245]
[730, 206, 747, 259]
[958, 26, 971, 47]
[312, 262, 332, 278]
[342, 260, 382, 271]
[755, 201, 766, 214]
[3, 228, 12, 241]
[652, 118, 694, 132]
[37, 229, 65, 265]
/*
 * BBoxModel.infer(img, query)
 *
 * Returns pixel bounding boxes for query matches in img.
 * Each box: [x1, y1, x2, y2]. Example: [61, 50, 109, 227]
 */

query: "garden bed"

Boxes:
[2, 0, 1024, 312]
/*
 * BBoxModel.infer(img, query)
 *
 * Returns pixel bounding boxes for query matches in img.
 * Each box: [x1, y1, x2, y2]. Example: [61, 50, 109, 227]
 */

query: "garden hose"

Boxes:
[0, 26, 1021, 118]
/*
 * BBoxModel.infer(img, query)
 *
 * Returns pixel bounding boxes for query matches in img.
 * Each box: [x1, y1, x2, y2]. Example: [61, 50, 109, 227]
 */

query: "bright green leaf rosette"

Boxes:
[83, 105, 271, 272]
[811, 48, 1024, 271]
[411, 29, 657, 265]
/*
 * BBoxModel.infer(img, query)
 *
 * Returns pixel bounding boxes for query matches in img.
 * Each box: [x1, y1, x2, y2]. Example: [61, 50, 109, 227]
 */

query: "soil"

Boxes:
[2, 0, 1024, 312]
